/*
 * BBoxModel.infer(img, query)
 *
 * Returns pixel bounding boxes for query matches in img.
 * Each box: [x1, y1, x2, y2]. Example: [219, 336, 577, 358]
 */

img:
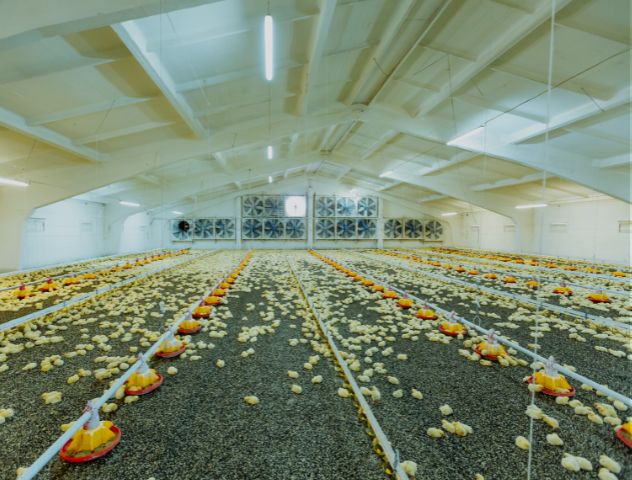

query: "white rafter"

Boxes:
[112, 22, 207, 138]
[411, 0, 573, 117]
[471, 172, 548, 191]
[75, 121, 177, 145]
[295, 0, 338, 116]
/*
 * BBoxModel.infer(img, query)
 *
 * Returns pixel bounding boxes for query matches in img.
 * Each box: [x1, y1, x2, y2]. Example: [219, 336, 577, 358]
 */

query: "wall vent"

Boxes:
[618, 221, 631, 233]
[550, 222, 568, 233]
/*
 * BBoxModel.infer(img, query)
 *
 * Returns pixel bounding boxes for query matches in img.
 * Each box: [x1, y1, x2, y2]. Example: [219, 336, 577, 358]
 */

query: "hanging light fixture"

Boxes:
[0, 177, 28, 187]
[267, 145, 274, 160]
[264, 14, 274, 81]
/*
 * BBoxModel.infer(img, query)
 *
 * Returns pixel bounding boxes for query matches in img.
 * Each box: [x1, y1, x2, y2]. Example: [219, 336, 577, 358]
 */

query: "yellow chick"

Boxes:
[546, 433, 563, 446]
[244, 395, 259, 405]
[291, 384, 303, 394]
[337, 387, 352, 398]
[515, 436, 530, 450]
[401, 460, 417, 476]
[167, 366, 178, 376]
[427, 427, 444, 438]
[598, 468, 618, 480]
[411, 389, 423, 400]
[311, 375, 323, 384]
[599, 455, 621, 474]
[287, 370, 299, 379]
[439, 404, 453, 416]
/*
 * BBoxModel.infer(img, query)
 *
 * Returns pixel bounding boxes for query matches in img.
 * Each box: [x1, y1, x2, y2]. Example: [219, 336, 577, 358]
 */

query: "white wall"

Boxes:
[21, 199, 106, 269]
[448, 198, 631, 266]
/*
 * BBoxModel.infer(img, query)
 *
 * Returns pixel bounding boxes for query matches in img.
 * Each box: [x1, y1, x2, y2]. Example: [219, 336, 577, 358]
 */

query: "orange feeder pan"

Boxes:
[155, 344, 187, 358]
[397, 298, 413, 309]
[587, 294, 611, 304]
[484, 273, 497, 280]
[383, 290, 398, 299]
[553, 287, 573, 296]
[212, 288, 226, 297]
[372, 285, 385, 292]
[416, 310, 438, 320]
[474, 344, 505, 361]
[362, 279, 374, 287]
[204, 296, 222, 306]
[125, 373, 164, 396]
[438, 324, 466, 337]
[59, 424, 121, 463]
[526, 376, 576, 398]
[615, 424, 632, 449]
[178, 324, 202, 334]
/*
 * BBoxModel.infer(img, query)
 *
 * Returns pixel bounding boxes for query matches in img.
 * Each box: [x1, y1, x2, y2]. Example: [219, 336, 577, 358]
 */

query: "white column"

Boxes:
[377, 197, 384, 249]
[306, 187, 314, 248]
[235, 196, 242, 250]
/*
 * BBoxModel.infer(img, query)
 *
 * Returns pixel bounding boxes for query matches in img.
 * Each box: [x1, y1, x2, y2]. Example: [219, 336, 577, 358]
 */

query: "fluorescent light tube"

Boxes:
[441, 212, 458, 217]
[268, 176, 273, 183]
[0, 177, 28, 187]
[515, 203, 547, 209]
[267, 145, 273, 159]
[119, 201, 140, 207]
[264, 15, 274, 81]
[379, 170, 393, 178]
[172, 210, 183, 215]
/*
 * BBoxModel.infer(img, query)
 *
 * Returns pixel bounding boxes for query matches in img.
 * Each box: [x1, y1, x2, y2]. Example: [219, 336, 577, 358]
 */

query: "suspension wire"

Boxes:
[526, 1, 556, 479]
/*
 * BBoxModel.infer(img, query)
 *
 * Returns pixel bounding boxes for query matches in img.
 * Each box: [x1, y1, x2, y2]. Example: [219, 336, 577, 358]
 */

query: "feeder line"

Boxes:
[19, 250, 252, 480]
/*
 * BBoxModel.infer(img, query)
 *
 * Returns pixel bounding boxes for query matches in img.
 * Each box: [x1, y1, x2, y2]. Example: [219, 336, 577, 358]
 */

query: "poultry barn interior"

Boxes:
[0, 0, 630, 479]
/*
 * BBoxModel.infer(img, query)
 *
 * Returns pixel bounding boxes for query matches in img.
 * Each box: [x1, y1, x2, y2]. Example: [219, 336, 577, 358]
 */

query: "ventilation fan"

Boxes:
[315, 218, 335, 239]
[242, 218, 263, 239]
[170, 219, 192, 241]
[242, 196, 264, 217]
[264, 218, 284, 239]
[357, 218, 377, 239]
[384, 219, 403, 239]
[285, 218, 306, 239]
[425, 220, 444, 240]
[357, 196, 378, 217]
[193, 218, 214, 239]
[336, 218, 356, 239]
[264, 196, 285, 217]
[214, 218, 235, 239]
[336, 197, 356, 217]
[405, 219, 423, 239]
[315, 196, 335, 217]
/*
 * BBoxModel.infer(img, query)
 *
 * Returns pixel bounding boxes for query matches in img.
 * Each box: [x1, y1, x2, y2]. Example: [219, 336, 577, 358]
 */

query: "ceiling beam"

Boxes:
[411, 0, 572, 117]
[417, 150, 479, 176]
[471, 172, 547, 191]
[112, 22, 208, 138]
[28, 96, 156, 126]
[0, 106, 104, 162]
[342, 0, 416, 105]
[294, 0, 338, 116]
[419, 194, 448, 202]
[0, 0, 224, 51]
[592, 154, 630, 169]
[75, 121, 177, 145]
[361, 130, 399, 160]
[505, 85, 631, 144]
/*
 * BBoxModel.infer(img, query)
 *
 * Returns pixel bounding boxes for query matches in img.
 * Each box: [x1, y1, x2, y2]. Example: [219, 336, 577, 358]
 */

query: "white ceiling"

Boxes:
[0, 0, 629, 218]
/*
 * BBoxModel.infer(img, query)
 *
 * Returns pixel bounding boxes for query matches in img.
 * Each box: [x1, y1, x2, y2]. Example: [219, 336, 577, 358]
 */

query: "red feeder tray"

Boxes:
[526, 376, 576, 397]
[191, 313, 210, 319]
[178, 325, 202, 334]
[438, 325, 464, 337]
[125, 373, 164, 396]
[615, 428, 632, 449]
[59, 425, 122, 463]
[474, 345, 502, 361]
[155, 345, 187, 358]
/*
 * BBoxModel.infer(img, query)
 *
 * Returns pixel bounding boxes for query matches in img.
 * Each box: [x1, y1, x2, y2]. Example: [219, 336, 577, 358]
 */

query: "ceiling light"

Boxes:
[264, 14, 274, 81]
[267, 145, 273, 159]
[441, 212, 458, 217]
[516, 203, 547, 209]
[446, 126, 484, 147]
[379, 170, 393, 178]
[0, 177, 28, 187]
[172, 210, 183, 215]
[119, 201, 140, 207]
[268, 176, 273, 183]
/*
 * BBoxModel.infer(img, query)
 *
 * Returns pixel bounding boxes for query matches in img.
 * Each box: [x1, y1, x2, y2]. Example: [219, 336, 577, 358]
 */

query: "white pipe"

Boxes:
[288, 258, 409, 480]
[363, 251, 629, 332]
[0, 251, 212, 333]
[314, 251, 632, 409]
[19, 250, 251, 480]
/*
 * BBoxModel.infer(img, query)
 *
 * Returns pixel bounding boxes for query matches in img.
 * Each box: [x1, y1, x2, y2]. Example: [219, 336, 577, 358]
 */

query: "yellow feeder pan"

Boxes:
[397, 298, 413, 309]
[122, 263, 134, 270]
[372, 285, 385, 292]
[613, 271, 626, 277]
[156, 334, 186, 358]
[416, 308, 438, 320]
[111, 265, 123, 272]
[455, 266, 466, 273]
[484, 273, 497, 280]
[587, 292, 611, 304]
[528, 357, 575, 397]
[553, 286, 573, 296]
[212, 288, 226, 297]
[346, 271, 358, 278]
[467, 269, 479, 275]
[443, 264, 452, 270]
[514, 258, 525, 264]
[545, 263, 557, 269]
[125, 360, 163, 395]
[15, 284, 33, 300]
[225, 276, 235, 284]
[474, 330, 506, 361]
[38, 278, 58, 292]
[526, 280, 540, 289]
[439, 321, 467, 337]
[82, 272, 97, 280]
[192, 305, 211, 319]
[353, 275, 364, 282]
[362, 279, 374, 287]
[585, 267, 599, 274]
[60, 402, 121, 463]
[63, 277, 80, 285]
[383, 290, 398, 299]
[219, 282, 231, 289]
[563, 265, 577, 271]
[502, 276, 517, 284]
[204, 295, 221, 306]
